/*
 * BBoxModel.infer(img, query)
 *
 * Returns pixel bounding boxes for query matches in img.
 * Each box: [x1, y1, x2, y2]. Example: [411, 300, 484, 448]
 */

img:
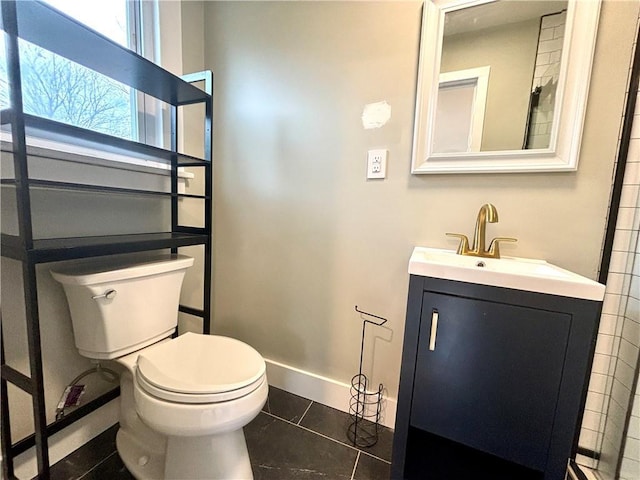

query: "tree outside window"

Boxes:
[0, 0, 138, 140]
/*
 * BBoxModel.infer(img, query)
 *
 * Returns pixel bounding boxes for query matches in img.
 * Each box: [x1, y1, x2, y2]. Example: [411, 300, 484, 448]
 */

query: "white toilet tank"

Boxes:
[51, 253, 194, 359]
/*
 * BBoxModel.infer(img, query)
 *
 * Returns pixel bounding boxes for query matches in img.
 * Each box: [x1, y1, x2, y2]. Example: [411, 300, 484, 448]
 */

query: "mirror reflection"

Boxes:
[433, 0, 567, 154]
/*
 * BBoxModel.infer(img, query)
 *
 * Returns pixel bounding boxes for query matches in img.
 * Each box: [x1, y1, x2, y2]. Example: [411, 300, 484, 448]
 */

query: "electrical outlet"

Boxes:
[367, 149, 387, 179]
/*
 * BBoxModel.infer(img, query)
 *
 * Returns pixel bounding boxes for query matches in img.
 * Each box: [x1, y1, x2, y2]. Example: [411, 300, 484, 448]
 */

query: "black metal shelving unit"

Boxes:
[0, 1, 213, 478]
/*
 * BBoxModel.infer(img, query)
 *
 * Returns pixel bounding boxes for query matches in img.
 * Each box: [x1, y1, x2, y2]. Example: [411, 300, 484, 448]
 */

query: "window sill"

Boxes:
[0, 131, 194, 180]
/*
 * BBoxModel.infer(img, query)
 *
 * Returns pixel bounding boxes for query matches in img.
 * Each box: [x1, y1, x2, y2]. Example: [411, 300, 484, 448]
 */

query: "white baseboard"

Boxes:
[265, 358, 397, 429]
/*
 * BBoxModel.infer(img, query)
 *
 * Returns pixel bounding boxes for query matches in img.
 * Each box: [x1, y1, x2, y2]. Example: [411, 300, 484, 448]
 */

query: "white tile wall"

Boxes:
[528, 11, 566, 149]
[619, 248, 640, 480]
[618, 370, 639, 480]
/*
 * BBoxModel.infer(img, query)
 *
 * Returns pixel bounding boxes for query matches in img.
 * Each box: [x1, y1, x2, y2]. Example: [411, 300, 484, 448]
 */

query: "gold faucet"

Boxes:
[446, 203, 517, 259]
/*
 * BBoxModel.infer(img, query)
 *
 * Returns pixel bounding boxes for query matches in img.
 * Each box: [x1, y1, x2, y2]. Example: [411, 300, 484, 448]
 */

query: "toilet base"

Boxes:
[117, 426, 253, 480]
[165, 429, 253, 480]
[117, 427, 165, 480]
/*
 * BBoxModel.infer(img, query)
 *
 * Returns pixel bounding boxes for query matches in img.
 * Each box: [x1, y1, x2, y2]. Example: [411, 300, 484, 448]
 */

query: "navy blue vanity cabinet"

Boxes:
[391, 275, 602, 480]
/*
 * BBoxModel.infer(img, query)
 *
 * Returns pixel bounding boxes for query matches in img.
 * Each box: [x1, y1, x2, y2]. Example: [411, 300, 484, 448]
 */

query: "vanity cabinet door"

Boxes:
[410, 292, 571, 472]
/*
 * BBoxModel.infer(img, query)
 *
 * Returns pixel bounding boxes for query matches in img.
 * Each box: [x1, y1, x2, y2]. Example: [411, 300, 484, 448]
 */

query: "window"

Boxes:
[0, 0, 160, 144]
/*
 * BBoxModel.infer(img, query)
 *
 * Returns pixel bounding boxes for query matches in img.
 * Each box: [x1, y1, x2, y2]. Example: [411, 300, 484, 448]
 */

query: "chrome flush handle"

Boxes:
[92, 289, 117, 300]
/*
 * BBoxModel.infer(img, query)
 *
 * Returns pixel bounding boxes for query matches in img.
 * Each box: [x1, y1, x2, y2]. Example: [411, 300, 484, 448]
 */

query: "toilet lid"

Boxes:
[136, 333, 266, 397]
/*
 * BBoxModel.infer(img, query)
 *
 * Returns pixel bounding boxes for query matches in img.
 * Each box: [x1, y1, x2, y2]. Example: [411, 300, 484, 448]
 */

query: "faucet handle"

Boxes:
[446, 233, 471, 255]
[488, 237, 517, 258]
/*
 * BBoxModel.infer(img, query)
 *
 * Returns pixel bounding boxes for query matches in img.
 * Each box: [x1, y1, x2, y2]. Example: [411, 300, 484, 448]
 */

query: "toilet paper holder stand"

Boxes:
[347, 306, 387, 448]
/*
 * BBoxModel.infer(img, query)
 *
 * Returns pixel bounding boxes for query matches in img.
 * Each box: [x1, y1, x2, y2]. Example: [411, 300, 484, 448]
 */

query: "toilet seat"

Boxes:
[136, 372, 266, 404]
[135, 332, 266, 404]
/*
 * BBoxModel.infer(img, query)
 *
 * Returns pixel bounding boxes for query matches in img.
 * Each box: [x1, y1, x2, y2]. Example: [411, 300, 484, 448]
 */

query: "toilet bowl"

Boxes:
[51, 254, 268, 479]
[117, 333, 268, 479]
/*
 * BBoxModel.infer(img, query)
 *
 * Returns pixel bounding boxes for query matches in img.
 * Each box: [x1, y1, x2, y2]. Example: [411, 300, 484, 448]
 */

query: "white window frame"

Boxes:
[131, 0, 167, 149]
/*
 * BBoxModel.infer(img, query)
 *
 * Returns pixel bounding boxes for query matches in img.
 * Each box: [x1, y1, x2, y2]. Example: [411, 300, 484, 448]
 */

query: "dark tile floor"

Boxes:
[49, 386, 393, 480]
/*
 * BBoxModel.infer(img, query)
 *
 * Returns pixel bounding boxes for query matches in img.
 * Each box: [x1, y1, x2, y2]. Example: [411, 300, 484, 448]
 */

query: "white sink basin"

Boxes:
[409, 247, 605, 301]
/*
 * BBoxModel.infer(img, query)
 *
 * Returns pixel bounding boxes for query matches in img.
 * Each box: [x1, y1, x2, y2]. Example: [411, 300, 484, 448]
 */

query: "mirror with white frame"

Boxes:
[411, 0, 601, 174]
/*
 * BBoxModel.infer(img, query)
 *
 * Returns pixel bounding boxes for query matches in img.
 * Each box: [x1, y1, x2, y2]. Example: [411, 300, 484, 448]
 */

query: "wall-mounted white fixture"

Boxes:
[367, 149, 387, 179]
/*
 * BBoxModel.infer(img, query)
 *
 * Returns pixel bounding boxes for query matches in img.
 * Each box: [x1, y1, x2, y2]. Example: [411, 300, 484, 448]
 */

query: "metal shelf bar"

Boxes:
[30, 233, 208, 263]
[0, 365, 33, 394]
[2, 2, 49, 475]
[181, 71, 214, 335]
[179, 305, 206, 318]
[11, 1, 209, 106]
[176, 161, 211, 167]
[2, 232, 209, 263]
[173, 226, 208, 235]
[203, 71, 214, 335]
[21, 258, 50, 477]
[0, 179, 210, 200]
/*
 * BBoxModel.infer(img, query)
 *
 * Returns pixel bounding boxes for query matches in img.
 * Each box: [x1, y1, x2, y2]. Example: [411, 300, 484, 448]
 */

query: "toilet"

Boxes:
[51, 253, 268, 480]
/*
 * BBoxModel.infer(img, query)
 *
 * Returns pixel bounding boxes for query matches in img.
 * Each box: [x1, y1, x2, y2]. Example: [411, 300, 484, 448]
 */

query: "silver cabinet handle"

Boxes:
[429, 310, 439, 351]
[92, 289, 117, 300]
